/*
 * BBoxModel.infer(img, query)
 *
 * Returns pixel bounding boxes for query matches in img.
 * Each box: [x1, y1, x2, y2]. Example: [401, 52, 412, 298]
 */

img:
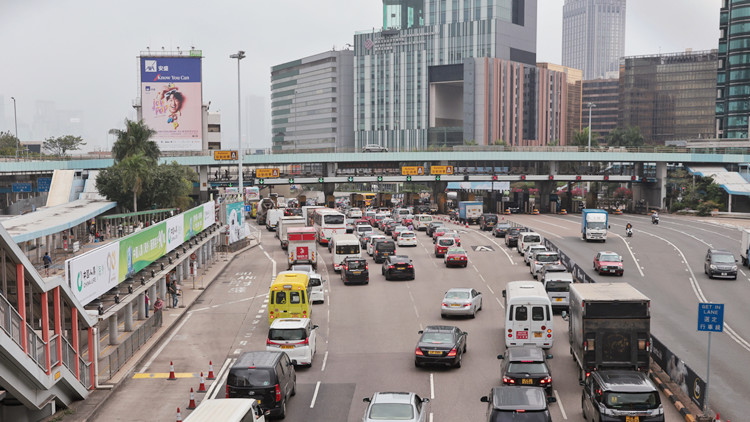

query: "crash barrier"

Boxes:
[97, 312, 160, 381]
[542, 237, 707, 411]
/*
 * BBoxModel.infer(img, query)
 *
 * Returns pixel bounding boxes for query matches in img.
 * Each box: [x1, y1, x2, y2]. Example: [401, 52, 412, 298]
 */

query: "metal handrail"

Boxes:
[49, 334, 60, 367]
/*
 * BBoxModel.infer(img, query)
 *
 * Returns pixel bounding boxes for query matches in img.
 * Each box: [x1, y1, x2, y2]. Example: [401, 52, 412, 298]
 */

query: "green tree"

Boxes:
[139, 162, 197, 211]
[111, 119, 160, 162]
[119, 153, 153, 212]
[606, 126, 645, 147]
[571, 128, 599, 148]
[42, 135, 86, 156]
[0, 131, 18, 156]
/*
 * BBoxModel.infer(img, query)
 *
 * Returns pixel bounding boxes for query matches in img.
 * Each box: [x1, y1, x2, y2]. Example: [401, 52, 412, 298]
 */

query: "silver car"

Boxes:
[362, 143, 389, 153]
[367, 235, 388, 256]
[362, 392, 429, 422]
[441, 288, 483, 318]
[524, 245, 548, 265]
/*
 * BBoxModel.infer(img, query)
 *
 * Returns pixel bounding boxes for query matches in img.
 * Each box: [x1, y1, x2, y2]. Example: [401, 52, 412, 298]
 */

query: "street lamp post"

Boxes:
[230, 51, 246, 195]
[586, 102, 596, 200]
[11, 97, 18, 160]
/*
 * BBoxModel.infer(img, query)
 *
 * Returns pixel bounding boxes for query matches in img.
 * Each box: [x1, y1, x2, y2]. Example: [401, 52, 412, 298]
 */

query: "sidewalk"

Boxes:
[47, 236, 259, 422]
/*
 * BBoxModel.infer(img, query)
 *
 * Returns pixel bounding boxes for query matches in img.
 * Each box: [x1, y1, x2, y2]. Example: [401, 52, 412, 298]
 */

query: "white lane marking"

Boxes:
[612, 232, 644, 277]
[496, 296, 505, 309]
[239, 341, 247, 346]
[472, 264, 479, 272]
[474, 231, 515, 265]
[310, 381, 321, 408]
[233, 348, 241, 355]
[321, 351, 329, 372]
[430, 373, 435, 399]
[192, 307, 210, 312]
[486, 285, 495, 295]
[478, 274, 486, 282]
[554, 389, 567, 419]
[262, 249, 277, 276]
[139, 312, 192, 373]
[740, 268, 747, 277]
[430, 413, 433, 422]
[207, 357, 236, 399]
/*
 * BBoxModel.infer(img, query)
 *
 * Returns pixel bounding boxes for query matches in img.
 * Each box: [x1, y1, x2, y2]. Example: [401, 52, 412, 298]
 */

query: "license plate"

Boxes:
[625, 417, 640, 422]
[397, 266, 406, 270]
[555, 298, 563, 302]
[533, 332, 543, 338]
[522, 378, 533, 385]
[281, 345, 294, 349]
[428, 350, 442, 355]
[516, 331, 528, 339]
[609, 269, 616, 273]
[353, 271, 361, 275]
[451, 304, 461, 307]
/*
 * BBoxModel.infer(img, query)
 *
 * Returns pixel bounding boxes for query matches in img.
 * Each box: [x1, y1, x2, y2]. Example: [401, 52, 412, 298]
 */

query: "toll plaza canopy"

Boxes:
[1, 198, 116, 243]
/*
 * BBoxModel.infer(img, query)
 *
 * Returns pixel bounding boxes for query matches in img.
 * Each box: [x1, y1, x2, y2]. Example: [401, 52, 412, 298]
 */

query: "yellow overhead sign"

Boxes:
[256, 168, 280, 178]
[430, 166, 454, 175]
[213, 150, 238, 160]
[401, 166, 425, 176]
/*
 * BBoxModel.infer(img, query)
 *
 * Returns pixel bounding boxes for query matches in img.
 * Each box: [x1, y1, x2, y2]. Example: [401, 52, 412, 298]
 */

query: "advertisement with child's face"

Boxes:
[140, 56, 203, 151]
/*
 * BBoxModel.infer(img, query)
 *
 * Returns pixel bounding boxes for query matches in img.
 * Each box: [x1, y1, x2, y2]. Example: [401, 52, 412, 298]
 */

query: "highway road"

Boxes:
[92, 214, 714, 421]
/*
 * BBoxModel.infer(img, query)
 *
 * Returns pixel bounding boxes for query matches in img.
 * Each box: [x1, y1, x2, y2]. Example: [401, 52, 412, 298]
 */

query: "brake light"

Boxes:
[275, 384, 281, 402]
[541, 325, 546, 330]
[539, 376, 552, 385]
[226, 384, 230, 398]
[507, 329, 513, 338]
[415, 348, 424, 356]
[502, 376, 515, 385]
[389, 265, 395, 269]
[463, 303, 470, 307]
[447, 348, 457, 357]
[460, 256, 466, 260]
[365, 264, 369, 270]
[442, 302, 449, 307]
[298, 337, 309, 345]
[407, 264, 413, 268]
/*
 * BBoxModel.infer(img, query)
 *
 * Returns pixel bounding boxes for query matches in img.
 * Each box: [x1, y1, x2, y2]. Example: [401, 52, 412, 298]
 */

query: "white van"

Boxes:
[308, 272, 326, 304]
[502, 281, 554, 349]
[266, 318, 318, 367]
[184, 398, 266, 422]
[265, 209, 284, 231]
[393, 208, 410, 222]
[517, 232, 543, 255]
[330, 234, 361, 272]
[413, 214, 433, 231]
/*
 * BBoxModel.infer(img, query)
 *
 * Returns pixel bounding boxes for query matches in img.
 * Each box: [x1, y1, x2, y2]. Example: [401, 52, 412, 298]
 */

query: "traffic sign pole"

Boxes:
[697, 302, 724, 416]
[705, 331, 711, 416]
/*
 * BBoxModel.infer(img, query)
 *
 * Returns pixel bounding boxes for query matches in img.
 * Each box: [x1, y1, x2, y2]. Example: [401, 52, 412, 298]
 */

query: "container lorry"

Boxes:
[277, 216, 306, 249]
[741, 228, 750, 266]
[458, 201, 483, 224]
[581, 209, 608, 241]
[287, 227, 317, 269]
[567, 282, 651, 381]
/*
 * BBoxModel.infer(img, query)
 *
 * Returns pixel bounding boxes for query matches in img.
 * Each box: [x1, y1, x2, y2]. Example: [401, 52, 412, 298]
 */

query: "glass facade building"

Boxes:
[717, 0, 750, 138]
[353, 0, 537, 151]
[562, 0, 626, 81]
[581, 78, 619, 141]
[619, 50, 718, 144]
[270, 50, 354, 153]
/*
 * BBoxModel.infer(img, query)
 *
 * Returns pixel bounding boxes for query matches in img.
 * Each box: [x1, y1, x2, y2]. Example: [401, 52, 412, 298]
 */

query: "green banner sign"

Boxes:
[119, 222, 167, 281]
[183, 206, 204, 241]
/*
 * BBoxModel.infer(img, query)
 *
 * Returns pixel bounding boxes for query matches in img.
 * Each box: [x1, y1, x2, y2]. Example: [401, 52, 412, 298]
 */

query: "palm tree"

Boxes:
[111, 119, 160, 162]
[119, 153, 153, 212]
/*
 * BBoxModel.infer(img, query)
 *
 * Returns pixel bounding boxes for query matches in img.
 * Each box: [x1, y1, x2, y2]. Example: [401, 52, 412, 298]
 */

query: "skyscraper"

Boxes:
[562, 0, 626, 80]
[716, 0, 750, 139]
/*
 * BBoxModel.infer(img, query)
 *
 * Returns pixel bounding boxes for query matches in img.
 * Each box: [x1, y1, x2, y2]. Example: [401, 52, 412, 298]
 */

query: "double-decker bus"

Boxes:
[311, 208, 346, 245]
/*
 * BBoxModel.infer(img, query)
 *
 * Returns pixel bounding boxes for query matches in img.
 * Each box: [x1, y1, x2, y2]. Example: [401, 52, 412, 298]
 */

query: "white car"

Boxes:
[309, 272, 326, 304]
[266, 318, 318, 366]
[367, 235, 388, 256]
[355, 224, 374, 238]
[397, 231, 418, 247]
[348, 207, 363, 218]
[362, 143, 389, 152]
[530, 251, 561, 279]
[524, 245, 548, 265]
[441, 288, 483, 318]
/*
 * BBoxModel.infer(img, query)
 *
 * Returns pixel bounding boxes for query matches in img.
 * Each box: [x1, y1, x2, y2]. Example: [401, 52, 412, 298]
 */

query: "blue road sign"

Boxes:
[37, 177, 52, 192]
[12, 183, 32, 193]
[698, 303, 724, 332]
[244, 205, 252, 212]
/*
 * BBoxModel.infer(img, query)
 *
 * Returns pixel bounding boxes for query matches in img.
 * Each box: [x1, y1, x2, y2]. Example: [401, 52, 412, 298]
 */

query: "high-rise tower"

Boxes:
[716, 0, 750, 139]
[562, 0, 626, 80]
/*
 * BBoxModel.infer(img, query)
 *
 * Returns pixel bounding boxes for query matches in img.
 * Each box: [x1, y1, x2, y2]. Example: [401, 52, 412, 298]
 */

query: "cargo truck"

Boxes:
[741, 228, 750, 266]
[581, 209, 609, 241]
[458, 201, 483, 224]
[277, 216, 306, 249]
[566, 283, 651, 381]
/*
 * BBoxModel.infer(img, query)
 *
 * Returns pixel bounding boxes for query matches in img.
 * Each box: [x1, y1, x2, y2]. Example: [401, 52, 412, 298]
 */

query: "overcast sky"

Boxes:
[0, 0, 720, 153]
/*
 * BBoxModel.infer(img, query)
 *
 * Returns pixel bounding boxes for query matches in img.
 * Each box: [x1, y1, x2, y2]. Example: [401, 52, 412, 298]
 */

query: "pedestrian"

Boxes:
[42, 252, 52, 276]
[144, 293, 150, 318]
[168, 280, 179, 308]
[153, 296, 164, 326]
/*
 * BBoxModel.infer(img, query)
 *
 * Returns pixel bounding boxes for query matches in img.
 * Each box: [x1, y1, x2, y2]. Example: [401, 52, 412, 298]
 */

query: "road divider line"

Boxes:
[486, 285, 495, 295]
[430, 373, 435, 399]
[139, 312, 193, 373]
[474, 231, 515, 265]
[612, 232, 644, 277]
[496, 297, 504, 309]
[262, 249, 276, 276]
[478, 274, 486, 282]
[321, 351, 328, 371]
[472, 264, 479, 272]
[310, 381, 321, 408]
[206, 357, 234, 399]
[554, 389, 567, 419]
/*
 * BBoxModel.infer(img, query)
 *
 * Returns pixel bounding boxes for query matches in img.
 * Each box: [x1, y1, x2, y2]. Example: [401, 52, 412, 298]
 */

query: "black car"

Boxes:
[425, 221, 445, 237]
[284, 208, 302, 217]
[505, 228, 522, 247]
[382, 255, 415, 280]
[492, 223, 512, 238]
[341, 257, 369, 285]
[384, 221, 399, 236]
[226, 351, 296, 418]
[414, 325, 467, 368]
[480, 386, 554, 422]
[498, 346, 554, 397]
[582, 370, 664, 422]
[704, 248, 738, 280]
[479, 214, 498, 231]
[373, 239, 397, 263]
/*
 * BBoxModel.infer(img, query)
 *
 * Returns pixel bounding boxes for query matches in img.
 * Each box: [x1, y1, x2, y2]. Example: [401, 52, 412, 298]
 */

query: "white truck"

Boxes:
[265, 209, 284, 231]
[741, 229, 750, 267]
[277, 216, 306, 249]
[581, 209, 609, 242]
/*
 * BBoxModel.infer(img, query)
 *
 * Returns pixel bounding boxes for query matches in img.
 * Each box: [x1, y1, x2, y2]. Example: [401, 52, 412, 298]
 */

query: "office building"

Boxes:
[562, 0, 626, 80]
[538, 63, 583, 144]
[582, 78, 619, 141]
[716, 0, 750, 138]
[353, 0, 538, 151]
[619, 50, 718, 144]
[270, 50, 354, 153]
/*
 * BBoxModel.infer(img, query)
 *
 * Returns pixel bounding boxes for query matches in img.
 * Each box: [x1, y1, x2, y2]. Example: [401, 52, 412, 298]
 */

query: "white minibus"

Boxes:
[330, 234, 361, 272]
[184, 398, 266, 422]
[413, 214, 433, 231]
[502, 281, 554, 349]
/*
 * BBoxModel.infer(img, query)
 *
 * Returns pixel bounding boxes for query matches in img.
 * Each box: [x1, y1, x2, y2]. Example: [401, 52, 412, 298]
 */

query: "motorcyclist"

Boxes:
[652, 212, 659, 223]
[625, 222, 633, 236]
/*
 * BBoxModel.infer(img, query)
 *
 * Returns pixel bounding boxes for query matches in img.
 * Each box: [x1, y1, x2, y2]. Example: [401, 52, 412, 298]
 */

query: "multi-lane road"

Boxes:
[93, 212, 748, 421]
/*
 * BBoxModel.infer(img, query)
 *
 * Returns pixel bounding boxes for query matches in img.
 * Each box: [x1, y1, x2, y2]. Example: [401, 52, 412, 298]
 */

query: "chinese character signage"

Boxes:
[66, 243, 119, 306]
[697, 303, 724, 332]
[140, 56, 203, 151]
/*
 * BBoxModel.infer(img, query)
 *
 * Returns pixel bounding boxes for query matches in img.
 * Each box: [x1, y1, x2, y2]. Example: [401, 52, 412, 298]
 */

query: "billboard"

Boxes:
[140, 56, 203, 151]
[67, 243, 119, 306]
[225, 201, 244, 244]
[118, 223, 167, 281]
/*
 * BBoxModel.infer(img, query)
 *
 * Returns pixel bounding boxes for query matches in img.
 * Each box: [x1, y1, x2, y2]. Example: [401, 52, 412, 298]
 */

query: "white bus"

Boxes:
[330, 234, 361, 272]
[502, 281, 554, 349]
[312, 208, 346, 245]
[302, 205, 325, 226]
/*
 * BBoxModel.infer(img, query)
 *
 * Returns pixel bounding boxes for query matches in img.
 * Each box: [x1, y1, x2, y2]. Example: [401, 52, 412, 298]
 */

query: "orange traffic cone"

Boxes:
[197, 372, 207, 393]
[465, 223, 469, 228]
[168, 361, 176, 381]
[176, 407, 182, 422]
[207, 361, 215, 380]
[187, 388, 197, 409]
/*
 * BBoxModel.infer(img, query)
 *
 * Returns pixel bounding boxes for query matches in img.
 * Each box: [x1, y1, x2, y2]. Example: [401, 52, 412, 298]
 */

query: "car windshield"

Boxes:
[291, 265, 313, 272]
[523, 235, 541, 242]
[537, 254, 559, 263]
[421, 332, 454, 343]
[603, 391, 660, 410]
[377, 242, 396, 252]
[324, 215, 345, 225]
[336, 244, 360, 254]
[507, 362, 548, 374]
[346, 218, 356, 225]
[545, 280, 571, 292]
[400, 233, 415, 238]
[447, 248, 465, 255]
[368, 403, 414, 420]
[588, 221, 607, 230]
[346, 260, 367, 270]
[712, 254, 735, 263]
[445, 291, 470, 299]
[227, 368, 273, 387]
[484, 215, 498, 222]
[600, 254, 621, 262]
[438, 239, 455, 246]
[268, 328, 306, 341]
[395, 226, 407, 231]
[358, 226, 373, 232]
[309, 277, 322, 287]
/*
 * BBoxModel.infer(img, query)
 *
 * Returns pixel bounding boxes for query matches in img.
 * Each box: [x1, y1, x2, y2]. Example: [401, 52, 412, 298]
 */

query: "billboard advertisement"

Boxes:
[225, 201, 244, 244]
[66, 242, 119, 306]
[203, 201, 216, 228]
[118, 223, 167, 281]
[140, 56, 203, 151]
[165, 214, 184, 253]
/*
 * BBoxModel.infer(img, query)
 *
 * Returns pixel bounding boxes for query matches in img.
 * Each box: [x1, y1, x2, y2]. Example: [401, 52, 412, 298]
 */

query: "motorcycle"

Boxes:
[652, 215, 659, 224]
[626, 227, 633, 237]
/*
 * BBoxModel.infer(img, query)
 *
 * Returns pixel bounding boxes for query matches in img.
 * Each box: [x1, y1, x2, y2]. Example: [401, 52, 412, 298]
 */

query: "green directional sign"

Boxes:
[318, 177, 324, 183]
[435, 175, 441, 181]
[288, 178, 295, 184]
[347, 176, 354, 182]
[258, 179, 265, 185]
[406, 176, 412, 182]
[377, 176, 383, 182]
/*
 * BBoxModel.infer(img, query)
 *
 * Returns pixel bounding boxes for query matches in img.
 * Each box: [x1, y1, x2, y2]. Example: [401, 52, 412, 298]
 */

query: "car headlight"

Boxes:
[710, 264, 717, 270]
[732, 265, 738, 271]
